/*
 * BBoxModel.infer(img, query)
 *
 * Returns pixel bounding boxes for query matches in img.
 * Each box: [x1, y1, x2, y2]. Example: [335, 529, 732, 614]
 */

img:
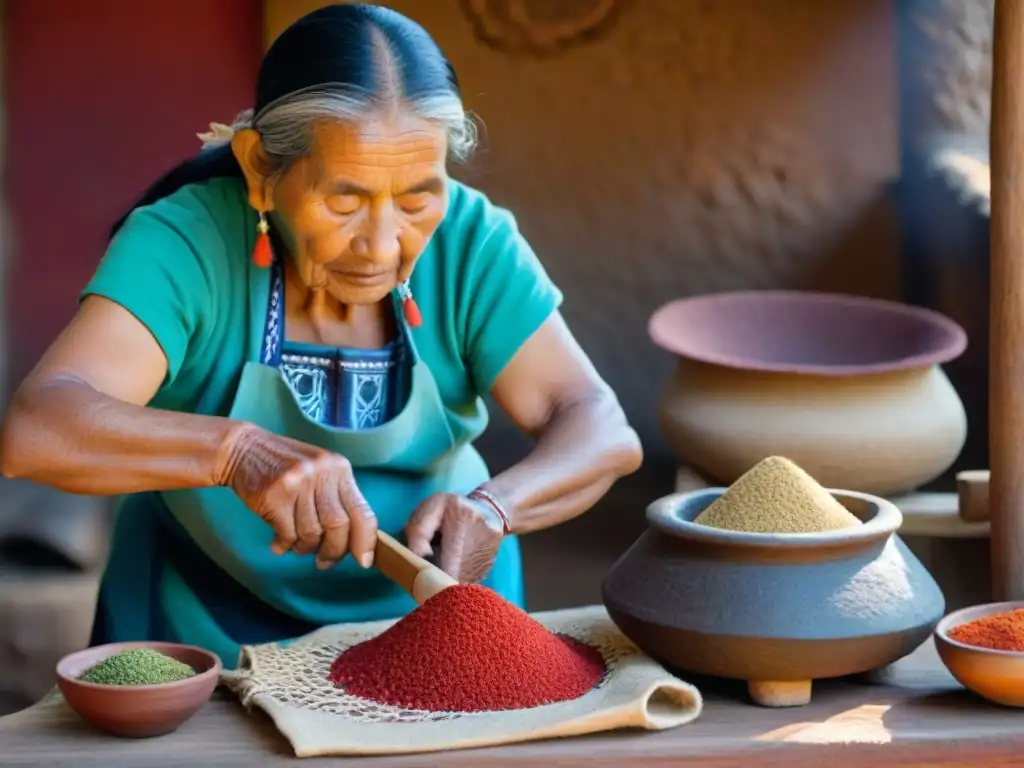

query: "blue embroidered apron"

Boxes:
[89, 261, 525, 668]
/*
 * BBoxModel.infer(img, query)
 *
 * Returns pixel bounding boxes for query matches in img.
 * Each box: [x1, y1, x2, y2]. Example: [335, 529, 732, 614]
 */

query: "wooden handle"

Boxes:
[373, 530, 457, 605]
[957, 470, 991, 522]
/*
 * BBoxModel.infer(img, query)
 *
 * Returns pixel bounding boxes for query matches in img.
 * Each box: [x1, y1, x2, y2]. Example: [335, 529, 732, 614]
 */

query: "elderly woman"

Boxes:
[0, 4, 641, 667]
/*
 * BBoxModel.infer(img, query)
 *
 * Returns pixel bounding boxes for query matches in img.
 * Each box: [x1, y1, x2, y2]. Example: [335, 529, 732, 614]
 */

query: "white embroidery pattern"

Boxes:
[280, 359, 330, 423]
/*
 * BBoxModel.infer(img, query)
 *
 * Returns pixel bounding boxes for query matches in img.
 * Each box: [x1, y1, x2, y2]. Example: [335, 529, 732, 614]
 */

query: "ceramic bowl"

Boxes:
[56, 642, 221, 737]
[602, 488, 946, 707]
[935, 602, 1024, 707]
[650, 291, 968, 495]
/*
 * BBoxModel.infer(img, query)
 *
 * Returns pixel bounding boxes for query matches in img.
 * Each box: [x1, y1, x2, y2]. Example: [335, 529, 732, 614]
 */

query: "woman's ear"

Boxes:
[231, 129, 273, 211]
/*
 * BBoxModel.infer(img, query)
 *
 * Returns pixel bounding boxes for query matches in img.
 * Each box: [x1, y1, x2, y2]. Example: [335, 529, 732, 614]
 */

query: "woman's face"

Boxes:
[260, 115, 449, 306]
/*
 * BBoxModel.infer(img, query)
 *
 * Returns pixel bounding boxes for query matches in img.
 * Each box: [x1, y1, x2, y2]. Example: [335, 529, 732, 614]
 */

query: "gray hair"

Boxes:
[219, 88, 477, 177]
[200, 22, 478, 176]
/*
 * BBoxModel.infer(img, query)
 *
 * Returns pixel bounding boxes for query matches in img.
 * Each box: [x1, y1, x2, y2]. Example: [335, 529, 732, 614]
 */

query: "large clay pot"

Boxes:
[601, 489, 945, 708]
[649, 291, 968, 496]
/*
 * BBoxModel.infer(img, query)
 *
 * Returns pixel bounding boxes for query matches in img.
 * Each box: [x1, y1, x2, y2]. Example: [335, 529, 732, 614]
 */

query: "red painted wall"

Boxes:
[5, 0, 262, 387]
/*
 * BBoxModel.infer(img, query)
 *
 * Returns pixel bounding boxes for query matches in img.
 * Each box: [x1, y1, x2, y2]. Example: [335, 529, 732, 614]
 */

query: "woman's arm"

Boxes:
[0, 296, 242, 494]
[2, 296, 376, 566]
[480, 311, 643, 534]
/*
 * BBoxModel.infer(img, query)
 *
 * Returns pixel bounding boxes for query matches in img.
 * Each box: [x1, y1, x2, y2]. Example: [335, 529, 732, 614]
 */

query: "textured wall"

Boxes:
[897, 0, 993, 479]
[902, 0, 993, 142]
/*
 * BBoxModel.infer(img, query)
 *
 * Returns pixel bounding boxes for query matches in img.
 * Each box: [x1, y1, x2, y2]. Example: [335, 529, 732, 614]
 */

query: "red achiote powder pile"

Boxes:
[329, 584, 606, 712]
[948, 608, 1024, 651]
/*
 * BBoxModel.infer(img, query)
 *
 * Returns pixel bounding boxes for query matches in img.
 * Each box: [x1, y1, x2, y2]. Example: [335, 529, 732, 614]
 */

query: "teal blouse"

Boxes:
[83, 176, 563, 436]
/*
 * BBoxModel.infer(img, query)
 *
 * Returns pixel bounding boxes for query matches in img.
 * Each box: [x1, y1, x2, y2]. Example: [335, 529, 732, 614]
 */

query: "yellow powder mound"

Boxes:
[694, 456, 863, 534]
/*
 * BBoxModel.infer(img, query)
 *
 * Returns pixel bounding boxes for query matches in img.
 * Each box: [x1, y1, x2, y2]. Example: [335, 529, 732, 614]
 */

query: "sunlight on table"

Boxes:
[756, 703, 893, 744]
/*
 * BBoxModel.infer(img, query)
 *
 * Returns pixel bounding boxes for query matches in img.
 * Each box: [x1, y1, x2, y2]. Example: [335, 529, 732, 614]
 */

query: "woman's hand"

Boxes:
[404, 493, 505, 583]
[218, 425, 377, 571]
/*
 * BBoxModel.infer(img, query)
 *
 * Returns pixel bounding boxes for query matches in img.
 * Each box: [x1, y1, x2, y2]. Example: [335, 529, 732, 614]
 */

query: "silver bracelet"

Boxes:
[467, 488, 512, 534]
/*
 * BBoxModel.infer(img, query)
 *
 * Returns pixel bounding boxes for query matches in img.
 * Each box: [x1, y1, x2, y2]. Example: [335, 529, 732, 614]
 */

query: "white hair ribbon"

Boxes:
[196, 122, 236, 150]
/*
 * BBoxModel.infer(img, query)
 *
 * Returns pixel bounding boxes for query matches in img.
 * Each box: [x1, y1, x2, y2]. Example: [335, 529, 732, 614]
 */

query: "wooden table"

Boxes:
[3, 640, 1022, 767]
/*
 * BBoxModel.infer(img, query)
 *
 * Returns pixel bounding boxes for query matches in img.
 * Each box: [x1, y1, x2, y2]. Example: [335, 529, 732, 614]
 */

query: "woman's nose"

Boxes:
[351, 207, 400, 265]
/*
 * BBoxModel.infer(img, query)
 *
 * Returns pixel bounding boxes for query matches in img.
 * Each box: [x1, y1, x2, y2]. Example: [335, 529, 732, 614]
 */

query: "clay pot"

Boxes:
[649, 291, 968, 496]
[601, 489, 945, 708]
[56, 642, 221, 737]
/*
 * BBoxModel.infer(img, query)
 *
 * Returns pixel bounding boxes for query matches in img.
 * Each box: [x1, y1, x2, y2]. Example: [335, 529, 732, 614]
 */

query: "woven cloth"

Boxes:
[222, 604, 702, 757]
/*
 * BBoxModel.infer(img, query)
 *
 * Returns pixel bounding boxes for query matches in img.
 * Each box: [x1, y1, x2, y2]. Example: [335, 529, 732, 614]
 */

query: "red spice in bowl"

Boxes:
[947, 608, 1024, 651]
[329, 584, 606, 712]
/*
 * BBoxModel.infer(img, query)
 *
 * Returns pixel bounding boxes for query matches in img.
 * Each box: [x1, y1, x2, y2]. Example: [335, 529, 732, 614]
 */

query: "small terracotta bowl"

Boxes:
[56, 641, 222, 737]
[935, 602, 1024, 707]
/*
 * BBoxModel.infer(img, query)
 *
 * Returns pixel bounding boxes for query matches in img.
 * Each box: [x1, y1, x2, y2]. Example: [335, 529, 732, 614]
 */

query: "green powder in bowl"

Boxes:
[694, 456, 863, 533]
[78, 648, 197, 686]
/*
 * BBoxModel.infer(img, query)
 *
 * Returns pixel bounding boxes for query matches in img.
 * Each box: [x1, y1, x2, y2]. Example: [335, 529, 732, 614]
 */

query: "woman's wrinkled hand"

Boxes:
[404, 493, 505, 583]
[217, 424, 377, 571]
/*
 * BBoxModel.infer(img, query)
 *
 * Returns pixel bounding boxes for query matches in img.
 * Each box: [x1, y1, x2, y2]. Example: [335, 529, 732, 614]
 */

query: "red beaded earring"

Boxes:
[252, 211, 273, 268]
[397, 280, 422, 328]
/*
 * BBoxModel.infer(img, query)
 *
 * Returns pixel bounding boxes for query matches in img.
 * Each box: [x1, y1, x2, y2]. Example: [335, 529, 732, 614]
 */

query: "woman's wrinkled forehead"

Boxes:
[305, 118, 447, 184]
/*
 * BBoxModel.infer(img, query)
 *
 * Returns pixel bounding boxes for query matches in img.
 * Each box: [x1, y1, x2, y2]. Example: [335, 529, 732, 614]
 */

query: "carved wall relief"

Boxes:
[460, 0, 620, 55]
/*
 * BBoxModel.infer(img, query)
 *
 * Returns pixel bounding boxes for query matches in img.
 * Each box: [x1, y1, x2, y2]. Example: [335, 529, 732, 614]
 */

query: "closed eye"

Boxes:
[397, 193, 433, 215]
[326, 195, 361, 216]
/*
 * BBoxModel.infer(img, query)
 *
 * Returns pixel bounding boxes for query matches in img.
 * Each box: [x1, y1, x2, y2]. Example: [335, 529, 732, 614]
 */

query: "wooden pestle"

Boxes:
[374, 530, 457, 605]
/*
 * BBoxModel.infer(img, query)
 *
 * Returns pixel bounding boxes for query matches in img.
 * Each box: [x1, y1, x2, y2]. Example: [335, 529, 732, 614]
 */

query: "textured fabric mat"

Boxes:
[222, 604, 702, 757]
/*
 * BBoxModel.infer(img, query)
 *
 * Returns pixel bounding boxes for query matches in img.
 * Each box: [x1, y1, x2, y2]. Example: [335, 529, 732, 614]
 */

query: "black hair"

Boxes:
[110, 3, 462, 239]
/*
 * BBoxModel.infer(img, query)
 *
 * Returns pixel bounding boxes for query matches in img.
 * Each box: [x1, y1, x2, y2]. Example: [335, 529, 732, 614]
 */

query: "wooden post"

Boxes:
[989, 0, 1024, 601]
